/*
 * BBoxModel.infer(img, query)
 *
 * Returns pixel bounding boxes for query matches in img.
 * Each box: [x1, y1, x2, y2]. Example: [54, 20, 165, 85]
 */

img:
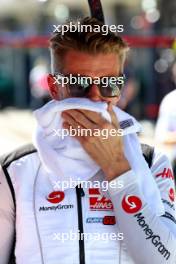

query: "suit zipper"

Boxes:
[76, 185, 85, 264]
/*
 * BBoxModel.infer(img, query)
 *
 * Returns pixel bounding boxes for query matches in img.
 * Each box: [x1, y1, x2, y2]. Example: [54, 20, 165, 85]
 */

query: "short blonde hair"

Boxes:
[49, 17, 129, 73]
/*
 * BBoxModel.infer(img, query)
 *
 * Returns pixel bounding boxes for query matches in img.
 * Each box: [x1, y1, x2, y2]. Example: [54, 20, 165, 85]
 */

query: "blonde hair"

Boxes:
[49, 17, 129, 73]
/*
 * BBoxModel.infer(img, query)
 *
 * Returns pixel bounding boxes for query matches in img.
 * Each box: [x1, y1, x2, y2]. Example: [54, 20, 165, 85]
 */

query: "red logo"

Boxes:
[47, 191, 65, 204]
[103, 216, 116, 225]
[89, 188, 113, 211]
[122, 195, 142, 214]
[156, 168, 174, 180]
[169, 188, 175, 202]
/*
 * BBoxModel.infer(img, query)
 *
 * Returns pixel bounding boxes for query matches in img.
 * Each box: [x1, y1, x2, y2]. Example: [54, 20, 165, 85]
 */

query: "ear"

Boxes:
[47, 74, 60, 100]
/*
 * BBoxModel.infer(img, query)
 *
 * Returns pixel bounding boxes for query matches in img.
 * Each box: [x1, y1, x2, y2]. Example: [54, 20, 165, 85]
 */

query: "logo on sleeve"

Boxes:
[162, 199, 175, 211]
[122, 195, 142, 214]
[134, 212, 171, 260]
[47, 191, 65, 204]
[89, 188, 113, 211]
[156, 168, 174, 180]
[169, 188, 175, 202]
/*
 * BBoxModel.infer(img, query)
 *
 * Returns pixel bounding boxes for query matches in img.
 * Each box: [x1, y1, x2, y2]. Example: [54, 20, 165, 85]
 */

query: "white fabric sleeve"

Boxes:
[108, 150, 176, 264]
[0, 165, 15, 264]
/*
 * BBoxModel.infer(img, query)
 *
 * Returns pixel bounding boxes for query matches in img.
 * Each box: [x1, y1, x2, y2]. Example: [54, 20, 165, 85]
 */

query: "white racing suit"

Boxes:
[0, 144, 176, 264]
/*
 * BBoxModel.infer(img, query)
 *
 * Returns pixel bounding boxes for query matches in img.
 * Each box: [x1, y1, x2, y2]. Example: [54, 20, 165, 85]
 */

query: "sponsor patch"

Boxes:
[119, 119, 134, 129]
[103, 216, 116, 225]
[161, 212, 176, 224]
[39, 204, 74, 211]
[162, 198, 175, 211]
[89, 188, 113, 211]
[39, 191, 73, 211]
[122, 195, 142, 214]
[86, 217, 103, 223]
[168, 188, 175, 202]
[47, 191, 65, 204]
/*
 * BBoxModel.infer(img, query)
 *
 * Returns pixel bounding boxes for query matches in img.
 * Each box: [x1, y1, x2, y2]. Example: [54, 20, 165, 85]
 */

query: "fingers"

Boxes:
[62, 107, 119, 131]
[63, 121, 85, 144]
[62, 110, 95, 129]
[62, 111, 93, 144]
[107, 103, 119, 128]
[62, 113, 80, 131]
[78, 110, 105, 125]
[62, 109, 104, 128]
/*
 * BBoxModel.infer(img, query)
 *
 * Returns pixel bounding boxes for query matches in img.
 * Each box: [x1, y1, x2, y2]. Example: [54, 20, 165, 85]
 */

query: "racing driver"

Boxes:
[0, 17, 176, 264]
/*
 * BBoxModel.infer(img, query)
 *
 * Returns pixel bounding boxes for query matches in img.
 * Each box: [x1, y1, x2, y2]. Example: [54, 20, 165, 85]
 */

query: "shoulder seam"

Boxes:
[0, 144, 37, 211]
[0, 143, 37, 169]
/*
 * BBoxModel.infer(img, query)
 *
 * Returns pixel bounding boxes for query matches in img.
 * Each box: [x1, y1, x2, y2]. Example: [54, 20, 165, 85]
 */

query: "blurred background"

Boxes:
[0, 0, 176, 166]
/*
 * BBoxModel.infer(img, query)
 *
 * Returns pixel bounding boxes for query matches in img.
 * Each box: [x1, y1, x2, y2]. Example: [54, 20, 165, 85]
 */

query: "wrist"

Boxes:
[105, 158, 131, 182]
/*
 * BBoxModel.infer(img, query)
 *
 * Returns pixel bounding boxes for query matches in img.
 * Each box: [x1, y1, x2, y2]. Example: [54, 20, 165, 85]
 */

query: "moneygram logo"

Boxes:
[40, 191, 73, 212]
[134, 212, 170, 260]
[47, 191, 65, 204]
[122, 195, 142, 214]
[89, 188, 113, 211]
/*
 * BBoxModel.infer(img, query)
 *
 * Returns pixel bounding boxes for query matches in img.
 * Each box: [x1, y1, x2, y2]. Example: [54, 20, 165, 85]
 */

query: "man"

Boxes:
[155, 62, 176, 179]
[0, 17, 176, 264]
[155, 62, 176, 145]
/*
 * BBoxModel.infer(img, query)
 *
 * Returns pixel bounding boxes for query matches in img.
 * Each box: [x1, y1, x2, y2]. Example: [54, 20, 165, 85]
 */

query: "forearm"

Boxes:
[109, 170, 176, 264]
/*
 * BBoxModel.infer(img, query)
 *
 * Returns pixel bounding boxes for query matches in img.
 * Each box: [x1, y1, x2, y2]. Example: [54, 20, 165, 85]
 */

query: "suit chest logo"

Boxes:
[89, 188, 113, 211]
